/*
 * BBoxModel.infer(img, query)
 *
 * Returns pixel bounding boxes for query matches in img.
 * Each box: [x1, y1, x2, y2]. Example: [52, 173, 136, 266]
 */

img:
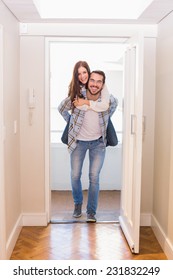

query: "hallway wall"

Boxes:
[141, 37, 156, 215]
[20, 36, 45, 214]
[153, 11, 173, 259]
[0, 0, 21, 258]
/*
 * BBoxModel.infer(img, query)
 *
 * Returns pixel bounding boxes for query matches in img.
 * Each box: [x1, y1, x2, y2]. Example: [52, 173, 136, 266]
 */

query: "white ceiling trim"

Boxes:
[19, 22, 158, 38]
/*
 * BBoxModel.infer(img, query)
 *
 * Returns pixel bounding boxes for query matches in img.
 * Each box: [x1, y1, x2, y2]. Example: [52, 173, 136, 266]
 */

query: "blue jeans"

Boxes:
[70, 137, 106, 215]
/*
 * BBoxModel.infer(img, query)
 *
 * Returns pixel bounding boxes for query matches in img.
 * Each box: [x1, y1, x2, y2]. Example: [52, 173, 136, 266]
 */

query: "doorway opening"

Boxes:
[46, 37, 127, 223]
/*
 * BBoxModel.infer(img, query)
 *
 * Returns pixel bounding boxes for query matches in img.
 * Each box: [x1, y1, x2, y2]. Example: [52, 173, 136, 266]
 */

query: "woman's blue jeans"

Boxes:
[70, 137, 106, 215]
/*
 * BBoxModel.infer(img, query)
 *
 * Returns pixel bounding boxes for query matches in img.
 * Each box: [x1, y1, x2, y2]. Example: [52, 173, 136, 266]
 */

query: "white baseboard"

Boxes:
[6, 213, 48, 259]
[22, 212, 48, 226]
[140, 213, 173, 259]
[151, 214, 173, 260]
[6, 214, 22, 259]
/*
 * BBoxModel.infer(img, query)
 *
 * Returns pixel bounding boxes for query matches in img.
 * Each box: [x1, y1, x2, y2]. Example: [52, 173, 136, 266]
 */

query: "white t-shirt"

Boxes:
[76, 110, 102, 141]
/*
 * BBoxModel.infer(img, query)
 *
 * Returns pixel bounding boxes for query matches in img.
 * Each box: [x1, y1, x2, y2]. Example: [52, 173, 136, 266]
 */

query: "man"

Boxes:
[58, 70, 118, 222]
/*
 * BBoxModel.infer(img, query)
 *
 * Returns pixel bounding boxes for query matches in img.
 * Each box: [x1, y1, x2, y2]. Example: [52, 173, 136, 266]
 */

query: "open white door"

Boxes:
[119, 34, 144, 254]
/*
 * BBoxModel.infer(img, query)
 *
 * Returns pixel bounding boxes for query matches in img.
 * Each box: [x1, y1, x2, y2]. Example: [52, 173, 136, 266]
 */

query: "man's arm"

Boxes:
[58, 97, 72, 122]
[109, 95, 118, 117]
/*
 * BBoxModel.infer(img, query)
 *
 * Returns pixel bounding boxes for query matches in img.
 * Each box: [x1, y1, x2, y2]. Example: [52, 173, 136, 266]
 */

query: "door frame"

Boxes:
[44, 36, 128, 222]
[0, 24, 6, 260]
[44, 36, 144, 252]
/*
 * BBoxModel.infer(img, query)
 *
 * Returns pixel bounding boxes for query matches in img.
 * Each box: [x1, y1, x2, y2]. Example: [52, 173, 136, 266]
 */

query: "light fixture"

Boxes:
[33, 0, 154, 20]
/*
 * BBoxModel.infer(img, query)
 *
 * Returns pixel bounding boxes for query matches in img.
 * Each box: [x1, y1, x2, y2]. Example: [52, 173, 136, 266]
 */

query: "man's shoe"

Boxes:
[86, 213, 96, 223]
[73, 204, 82, 218]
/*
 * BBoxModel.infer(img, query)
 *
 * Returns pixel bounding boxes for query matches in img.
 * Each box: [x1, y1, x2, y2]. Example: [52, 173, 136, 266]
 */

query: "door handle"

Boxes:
[131, 114, 136, 135]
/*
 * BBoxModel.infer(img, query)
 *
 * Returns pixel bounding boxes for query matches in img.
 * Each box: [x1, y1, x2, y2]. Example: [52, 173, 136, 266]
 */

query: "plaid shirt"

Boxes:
[58, 95, 118, 153]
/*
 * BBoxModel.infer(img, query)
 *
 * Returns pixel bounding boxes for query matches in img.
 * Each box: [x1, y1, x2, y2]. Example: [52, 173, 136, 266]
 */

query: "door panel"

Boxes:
[119, 34, 143, 253]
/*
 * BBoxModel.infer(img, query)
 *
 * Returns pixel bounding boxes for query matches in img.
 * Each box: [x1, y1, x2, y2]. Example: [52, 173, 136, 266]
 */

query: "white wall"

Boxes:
[153, 11, 173, 259]
[20, 36, 45, 213]
[0, 0, 21, 259]
[141, 38, 156, 215]
[0, 23, 6, 260]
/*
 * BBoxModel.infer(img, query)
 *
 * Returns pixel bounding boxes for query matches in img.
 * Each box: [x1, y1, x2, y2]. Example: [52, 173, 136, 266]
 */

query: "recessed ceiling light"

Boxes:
[33, 0, 154, 19]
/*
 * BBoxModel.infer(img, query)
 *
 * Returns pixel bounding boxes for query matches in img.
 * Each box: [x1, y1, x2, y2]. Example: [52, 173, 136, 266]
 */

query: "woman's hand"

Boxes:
[73, 98, 89, 107]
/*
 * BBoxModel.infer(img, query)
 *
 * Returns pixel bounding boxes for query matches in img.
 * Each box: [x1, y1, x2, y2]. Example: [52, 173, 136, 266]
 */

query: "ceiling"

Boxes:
[2, 0, 173, 24]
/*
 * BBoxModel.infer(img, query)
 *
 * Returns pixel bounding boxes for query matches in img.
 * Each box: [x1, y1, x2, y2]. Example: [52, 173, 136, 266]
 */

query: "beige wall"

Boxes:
[154, 11, 173, 256]
[0, 0, 20, 249]
[141, 38, 156, 215]
[20, 36, 45, 213]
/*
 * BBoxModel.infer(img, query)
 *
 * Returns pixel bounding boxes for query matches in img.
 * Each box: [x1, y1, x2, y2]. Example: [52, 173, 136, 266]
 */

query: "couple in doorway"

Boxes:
[58, 61, 118, 222]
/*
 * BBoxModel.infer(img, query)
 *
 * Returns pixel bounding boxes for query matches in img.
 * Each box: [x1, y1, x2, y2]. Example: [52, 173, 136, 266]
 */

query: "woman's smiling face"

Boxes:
[78, 66, 89, 85]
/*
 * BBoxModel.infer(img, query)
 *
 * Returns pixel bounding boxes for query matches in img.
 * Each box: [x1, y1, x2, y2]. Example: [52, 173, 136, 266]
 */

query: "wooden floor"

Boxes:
[10, 191, 167, 260]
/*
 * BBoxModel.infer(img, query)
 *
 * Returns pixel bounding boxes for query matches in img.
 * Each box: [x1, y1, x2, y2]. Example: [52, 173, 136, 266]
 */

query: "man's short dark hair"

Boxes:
[90, 70, 106, 84]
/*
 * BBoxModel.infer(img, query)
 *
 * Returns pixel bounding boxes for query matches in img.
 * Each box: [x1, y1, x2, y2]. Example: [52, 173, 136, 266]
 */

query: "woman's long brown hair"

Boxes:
[68, 61, 90, 101]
